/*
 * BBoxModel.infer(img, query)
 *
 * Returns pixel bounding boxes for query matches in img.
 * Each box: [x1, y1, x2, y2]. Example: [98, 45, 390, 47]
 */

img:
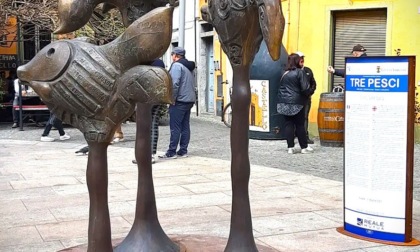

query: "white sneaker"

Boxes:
[111, 137, 124, 144]
[41, 136, 55, 142]
[301, 146, 314, 154]
[59, 134, 71, 141]
[288, 148, 297, 154]
[151, 156, 156, 164]
[158, 153, 177, 159]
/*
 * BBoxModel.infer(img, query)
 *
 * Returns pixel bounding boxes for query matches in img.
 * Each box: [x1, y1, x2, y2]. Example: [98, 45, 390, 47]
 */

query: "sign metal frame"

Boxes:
[337, 56, 419, 246]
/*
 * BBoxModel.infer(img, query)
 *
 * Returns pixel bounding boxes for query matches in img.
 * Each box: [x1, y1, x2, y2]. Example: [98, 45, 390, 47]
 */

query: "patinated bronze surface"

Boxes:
[201, 0, 285, 251]
[17, 5, 177, 252]
[55, 0, 171, 33]
[17, 0, 284, 251]
[18, 6, 173, 142]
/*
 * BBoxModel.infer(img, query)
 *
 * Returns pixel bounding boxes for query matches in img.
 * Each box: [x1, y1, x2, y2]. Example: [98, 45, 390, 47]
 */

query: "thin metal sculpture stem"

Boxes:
[115, 103, 179, 251]
[86, 142, 113, 252]
[226, 66, 257, 251]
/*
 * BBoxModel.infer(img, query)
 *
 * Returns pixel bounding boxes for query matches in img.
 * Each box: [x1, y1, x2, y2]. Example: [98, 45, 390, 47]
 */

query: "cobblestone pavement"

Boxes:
[1, 113, 419, 200]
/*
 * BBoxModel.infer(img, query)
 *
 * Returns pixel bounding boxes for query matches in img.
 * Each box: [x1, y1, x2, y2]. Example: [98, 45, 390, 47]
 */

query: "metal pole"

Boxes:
[178, 0, 186, 48]
[194, 0, 198, 116]
[18, 80, 23, 130]
[35, 25, 40, 53]
[16, 17, 23, 131]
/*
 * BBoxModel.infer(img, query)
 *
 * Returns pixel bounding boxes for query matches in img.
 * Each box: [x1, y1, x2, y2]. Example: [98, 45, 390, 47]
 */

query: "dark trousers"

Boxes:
[304, 98, 312, 139]
[12, 97, 20, 123]
[284, 108, 307, 149]
[167, 102, 194, 156]
[151, 105, 164, 155]
[13, 96, 42, 124]
[42, 113, 65, 136]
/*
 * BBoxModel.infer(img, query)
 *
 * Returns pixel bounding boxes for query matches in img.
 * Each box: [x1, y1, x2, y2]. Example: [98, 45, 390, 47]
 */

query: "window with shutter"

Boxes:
[332, 9, 387, 90]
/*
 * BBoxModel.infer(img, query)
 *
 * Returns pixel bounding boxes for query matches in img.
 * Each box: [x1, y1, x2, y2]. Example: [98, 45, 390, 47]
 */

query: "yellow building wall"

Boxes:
[213, 36, 231, 106]
[0, 16, 18, 93]
[0, 16, 18, 78]
[282, 0, 420, 139]
[198, 0, 230, 108]
[199, 0, 420, 139]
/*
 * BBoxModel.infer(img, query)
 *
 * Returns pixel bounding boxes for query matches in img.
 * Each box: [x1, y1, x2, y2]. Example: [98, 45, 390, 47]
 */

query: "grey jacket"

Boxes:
[169, 59, 196, 103]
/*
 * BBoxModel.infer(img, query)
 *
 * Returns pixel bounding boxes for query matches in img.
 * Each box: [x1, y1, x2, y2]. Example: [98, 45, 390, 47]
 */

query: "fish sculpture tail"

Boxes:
[107, 65, 173, 124]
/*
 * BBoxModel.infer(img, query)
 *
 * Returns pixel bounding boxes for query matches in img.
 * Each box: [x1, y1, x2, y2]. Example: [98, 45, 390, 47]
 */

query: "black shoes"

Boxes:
[75, 146, 89, 155]
[307, 138, 314, 144]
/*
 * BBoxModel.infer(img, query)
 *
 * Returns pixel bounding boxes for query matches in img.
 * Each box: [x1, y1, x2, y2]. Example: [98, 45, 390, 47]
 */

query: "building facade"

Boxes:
[196, 0, 420, 140]
[284, 0, 420, 139]
[0, 17, 18, 80]
[2, 1, 419, 138]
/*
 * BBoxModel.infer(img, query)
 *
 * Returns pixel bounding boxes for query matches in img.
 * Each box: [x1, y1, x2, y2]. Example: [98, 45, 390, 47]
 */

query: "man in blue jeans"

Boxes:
[160, 47, 196, 159]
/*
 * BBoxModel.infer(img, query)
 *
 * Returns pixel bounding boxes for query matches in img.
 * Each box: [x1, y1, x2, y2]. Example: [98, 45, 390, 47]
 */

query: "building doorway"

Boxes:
[205, 38, 214, 113]
[332, 9, 387, 90]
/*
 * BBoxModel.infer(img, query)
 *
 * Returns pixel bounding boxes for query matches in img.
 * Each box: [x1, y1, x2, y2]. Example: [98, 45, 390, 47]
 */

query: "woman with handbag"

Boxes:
[277, 53, 314, 154]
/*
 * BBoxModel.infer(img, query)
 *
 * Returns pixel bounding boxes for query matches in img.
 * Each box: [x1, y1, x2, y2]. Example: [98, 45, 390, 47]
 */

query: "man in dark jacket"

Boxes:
[327, 44, 368, 77]
[160, 47, 196, 159]
[296, 51, 316, 144]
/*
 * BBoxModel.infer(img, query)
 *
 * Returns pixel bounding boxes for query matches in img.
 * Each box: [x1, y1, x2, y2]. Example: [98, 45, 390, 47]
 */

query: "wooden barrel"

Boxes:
[317, 92, 344, 147]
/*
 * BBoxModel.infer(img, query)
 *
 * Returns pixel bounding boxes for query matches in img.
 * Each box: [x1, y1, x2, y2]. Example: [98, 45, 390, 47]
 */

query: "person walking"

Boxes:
[277, 53, 313, 154]
[296, 51, 316, 144]
[132, 104, 166, 164]
[40, 113, 71, 142]
[112, 124, 125, 143]
[148, 59, 166, 163]
[159, 47, 196, 159]
[327, 44, 367, 77]
[132, 59, 166, 164]
[111, 59, 166, 145]
[12, 77, 25, 128]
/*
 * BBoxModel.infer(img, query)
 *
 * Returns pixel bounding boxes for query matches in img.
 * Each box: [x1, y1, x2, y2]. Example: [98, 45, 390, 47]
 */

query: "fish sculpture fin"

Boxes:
[256, 0, 285, 61]
[54, 0, 101, 34]
[100, 6, 174, 71]
[108, 65, 172, 111]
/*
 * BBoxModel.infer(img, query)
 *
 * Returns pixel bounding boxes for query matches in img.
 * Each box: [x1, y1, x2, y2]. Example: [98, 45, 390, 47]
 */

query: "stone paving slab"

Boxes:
[0, 139, 420, 251]
[2, 116, 420, 202]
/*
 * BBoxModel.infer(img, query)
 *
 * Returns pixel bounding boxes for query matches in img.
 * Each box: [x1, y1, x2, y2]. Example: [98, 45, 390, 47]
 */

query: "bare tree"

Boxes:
[0, 0, 58, 31]
[78, 7, 125, 44]
[0, 0, 125, 44]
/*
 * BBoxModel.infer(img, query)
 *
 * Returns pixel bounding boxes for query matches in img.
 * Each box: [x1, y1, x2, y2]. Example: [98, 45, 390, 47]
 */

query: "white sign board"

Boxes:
[344, 57, 409, 242]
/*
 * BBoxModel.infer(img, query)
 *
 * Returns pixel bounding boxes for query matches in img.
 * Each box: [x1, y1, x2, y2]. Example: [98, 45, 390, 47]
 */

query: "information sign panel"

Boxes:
[343, 56, 415, 243]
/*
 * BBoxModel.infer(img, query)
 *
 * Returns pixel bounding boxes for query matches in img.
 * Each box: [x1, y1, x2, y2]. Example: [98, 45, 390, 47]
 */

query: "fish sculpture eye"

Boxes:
[47, 48, 55, 58]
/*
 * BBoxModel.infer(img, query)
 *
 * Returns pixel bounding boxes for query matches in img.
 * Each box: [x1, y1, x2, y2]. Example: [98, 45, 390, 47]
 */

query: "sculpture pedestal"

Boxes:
[59, 235, 278, 251]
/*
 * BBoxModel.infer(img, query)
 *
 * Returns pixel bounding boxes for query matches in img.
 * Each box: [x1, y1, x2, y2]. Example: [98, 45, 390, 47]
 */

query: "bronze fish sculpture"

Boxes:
[201, 1, 285, 251]
[17, 4, 180, 252]
[201, 0, 284, 63]
[18, 6, 174, 143]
